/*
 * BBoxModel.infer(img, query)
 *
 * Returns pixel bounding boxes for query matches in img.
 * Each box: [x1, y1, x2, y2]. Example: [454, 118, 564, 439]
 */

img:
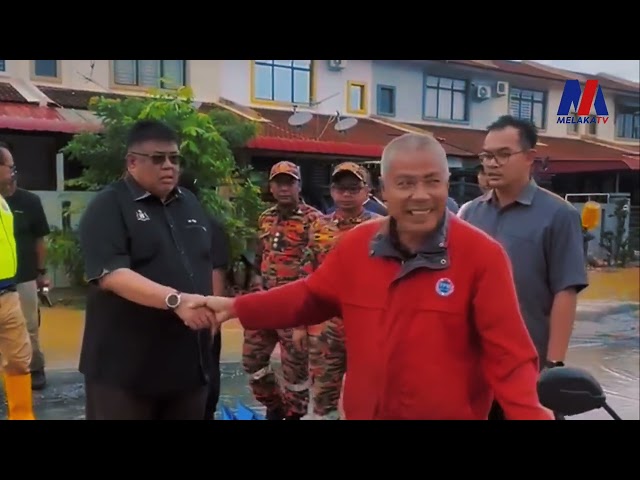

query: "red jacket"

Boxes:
[235, 216, 551, 420]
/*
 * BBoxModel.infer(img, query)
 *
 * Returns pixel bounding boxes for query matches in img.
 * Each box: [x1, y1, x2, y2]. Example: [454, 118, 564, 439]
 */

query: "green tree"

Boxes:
[61, 86, 265, 261]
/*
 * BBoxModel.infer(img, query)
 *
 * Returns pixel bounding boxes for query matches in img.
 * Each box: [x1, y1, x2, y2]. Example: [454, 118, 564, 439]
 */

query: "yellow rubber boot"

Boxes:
[3, 373, 36, 420]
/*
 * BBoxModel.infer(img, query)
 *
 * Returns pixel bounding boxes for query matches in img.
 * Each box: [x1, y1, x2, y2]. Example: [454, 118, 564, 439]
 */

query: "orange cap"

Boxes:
[269, 161, 301, 180]
[331, 162, 365, 182]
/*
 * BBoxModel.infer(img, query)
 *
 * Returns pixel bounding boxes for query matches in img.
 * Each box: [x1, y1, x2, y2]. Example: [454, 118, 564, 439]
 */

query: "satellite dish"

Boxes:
[334, 117, 358, 132]
[288, 111, 312, 127]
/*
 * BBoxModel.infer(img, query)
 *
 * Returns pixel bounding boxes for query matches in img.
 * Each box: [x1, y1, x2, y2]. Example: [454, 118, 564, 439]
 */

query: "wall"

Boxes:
[32, 190, 97, 288]
[370, 60, 566, 131]
[0, 60, 222, 104]
[220, 60, 373, 116]
[313, 60, 372, 116]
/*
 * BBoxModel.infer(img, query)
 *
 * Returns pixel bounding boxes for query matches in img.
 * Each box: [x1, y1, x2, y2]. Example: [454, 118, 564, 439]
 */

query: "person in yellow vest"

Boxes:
[0, 143, 35, 420]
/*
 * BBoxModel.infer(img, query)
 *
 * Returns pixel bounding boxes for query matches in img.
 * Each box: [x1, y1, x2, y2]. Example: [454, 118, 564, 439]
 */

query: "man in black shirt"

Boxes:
[77, 120, 219, 420]
[4, 167, 51, 391]
[177, 170, 230, 420]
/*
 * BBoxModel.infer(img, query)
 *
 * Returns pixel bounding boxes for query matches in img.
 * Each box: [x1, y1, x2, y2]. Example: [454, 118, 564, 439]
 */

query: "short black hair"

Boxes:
[126, 120, 179, 149]
[486, 115, 538, 150]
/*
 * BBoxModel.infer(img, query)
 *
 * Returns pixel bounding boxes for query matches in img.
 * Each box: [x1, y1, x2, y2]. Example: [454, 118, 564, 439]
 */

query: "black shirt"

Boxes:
[77, 177, 226, 396]
[5, 188, 51, 283]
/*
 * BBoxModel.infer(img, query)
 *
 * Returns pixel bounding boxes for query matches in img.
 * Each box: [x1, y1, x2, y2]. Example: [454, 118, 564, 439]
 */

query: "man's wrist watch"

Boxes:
[544, 360, 565, 369]
[165, 291, 182, 310]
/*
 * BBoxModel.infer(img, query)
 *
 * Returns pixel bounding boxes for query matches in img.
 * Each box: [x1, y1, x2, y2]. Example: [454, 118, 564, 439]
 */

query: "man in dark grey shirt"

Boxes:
[459, 115, 588, 420]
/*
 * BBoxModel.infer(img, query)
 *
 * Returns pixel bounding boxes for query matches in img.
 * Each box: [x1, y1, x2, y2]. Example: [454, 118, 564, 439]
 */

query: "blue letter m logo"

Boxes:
[557, 80, 609, 117]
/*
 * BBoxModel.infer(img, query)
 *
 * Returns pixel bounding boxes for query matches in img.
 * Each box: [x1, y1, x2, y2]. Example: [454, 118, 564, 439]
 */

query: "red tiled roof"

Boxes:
[405, 123, 483, 157]
[442, 61, 640, 94]
[38, 86, 132, 109]
[442, 60, 571, 82]
[622, 155, 640, 170]
[404, 122, 638, 173]
[247, 107, 408, 158]
[29, 88, 405, 158]
[0, 102, 102, 134]
[0, 82, 29, 103]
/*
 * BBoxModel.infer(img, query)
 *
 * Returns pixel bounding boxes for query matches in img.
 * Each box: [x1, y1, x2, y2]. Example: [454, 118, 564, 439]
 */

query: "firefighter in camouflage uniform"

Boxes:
[303, 162, 382, 419]
[243, 161, 322, 420]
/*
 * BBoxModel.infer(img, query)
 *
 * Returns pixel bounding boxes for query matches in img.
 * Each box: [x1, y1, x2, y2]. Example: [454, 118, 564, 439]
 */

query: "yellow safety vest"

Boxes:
[0, 194, 17, 281]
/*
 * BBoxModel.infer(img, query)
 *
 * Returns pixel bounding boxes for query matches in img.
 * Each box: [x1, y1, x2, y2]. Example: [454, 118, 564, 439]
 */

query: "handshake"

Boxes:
[172, 293, 237, 332]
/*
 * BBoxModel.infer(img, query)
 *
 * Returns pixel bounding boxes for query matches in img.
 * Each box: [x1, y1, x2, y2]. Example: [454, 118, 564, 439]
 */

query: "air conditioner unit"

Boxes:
[328, 60, 347, 70]
[496, 81, 508, 96]
[475, 85, 491, 100]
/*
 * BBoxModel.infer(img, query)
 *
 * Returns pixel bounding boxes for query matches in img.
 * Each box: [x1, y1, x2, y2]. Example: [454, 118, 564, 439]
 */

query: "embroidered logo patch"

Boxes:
[435, 278, 454, 297]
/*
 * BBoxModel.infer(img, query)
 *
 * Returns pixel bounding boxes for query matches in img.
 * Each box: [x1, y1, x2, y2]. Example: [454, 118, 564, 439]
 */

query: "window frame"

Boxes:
[422, 74, 469, 123]
[566, 111, 579, 135]
[376, 84, 396, 117]
[111, 60, 188, 90]
[508, 86, 547, 130]
[251, 60, 314, 106]
[615, 103, 640, 140]
[346, 80, 368, 115]
[31, 60, 61, 82]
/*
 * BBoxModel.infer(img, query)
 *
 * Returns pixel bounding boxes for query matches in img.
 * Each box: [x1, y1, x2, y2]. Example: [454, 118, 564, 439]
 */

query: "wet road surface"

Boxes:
[2, 301, 638, 420]
[564, 302, 639, 420]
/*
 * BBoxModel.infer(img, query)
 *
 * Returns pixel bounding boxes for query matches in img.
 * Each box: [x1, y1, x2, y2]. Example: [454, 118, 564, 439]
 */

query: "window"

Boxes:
[0, 60, 5, 72]
[509, 88, 546, 129]
[377, 85, 396, 116]
[347, 81, 367, 114]
[586, 115, 597, 136]
[253, 60, 312, 105]
[567, 112, 579, 135]
[616, 104, 640, 139]
[113, 60, 186, 89]
[424, 76, 468, 122]
[33, 60, 58, 78]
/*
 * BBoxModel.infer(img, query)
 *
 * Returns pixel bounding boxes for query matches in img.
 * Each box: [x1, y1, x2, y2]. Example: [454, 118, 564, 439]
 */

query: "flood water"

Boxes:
[564, 302, 639, 420]
[2, 301, 638, 420]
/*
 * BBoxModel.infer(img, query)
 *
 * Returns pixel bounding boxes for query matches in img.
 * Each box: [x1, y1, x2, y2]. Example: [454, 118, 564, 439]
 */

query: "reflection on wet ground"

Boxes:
[565, 302, 639, 420]
[1, 302, 637, 420]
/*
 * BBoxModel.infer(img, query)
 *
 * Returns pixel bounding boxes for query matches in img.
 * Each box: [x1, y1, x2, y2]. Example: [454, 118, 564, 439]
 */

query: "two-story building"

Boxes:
[214, 60, 640, 205]
[363, 60, 639, 203]
[1, 59, 639, 214]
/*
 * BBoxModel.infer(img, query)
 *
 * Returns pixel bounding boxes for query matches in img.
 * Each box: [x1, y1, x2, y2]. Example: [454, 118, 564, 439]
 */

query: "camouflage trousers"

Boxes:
[308, 317, 346, 417]
[242, 328, 310, 417]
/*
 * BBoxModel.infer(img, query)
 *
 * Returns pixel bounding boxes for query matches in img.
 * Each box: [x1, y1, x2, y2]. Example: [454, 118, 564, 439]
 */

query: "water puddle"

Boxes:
[2, 302, 637, 420]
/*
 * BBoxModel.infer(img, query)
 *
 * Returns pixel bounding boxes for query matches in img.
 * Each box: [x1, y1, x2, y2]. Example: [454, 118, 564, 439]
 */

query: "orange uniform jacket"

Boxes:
[234, 215, 551, 420]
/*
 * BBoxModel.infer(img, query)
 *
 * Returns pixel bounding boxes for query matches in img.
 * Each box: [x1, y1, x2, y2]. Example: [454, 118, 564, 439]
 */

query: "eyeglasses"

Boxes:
[478, 150, 525, 166]
[130, 152, 182, 165]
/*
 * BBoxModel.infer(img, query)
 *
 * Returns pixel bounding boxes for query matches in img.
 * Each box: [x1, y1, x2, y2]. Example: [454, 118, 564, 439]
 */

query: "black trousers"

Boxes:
[204, 331, 222, 420]
[85, 381, 208, 420]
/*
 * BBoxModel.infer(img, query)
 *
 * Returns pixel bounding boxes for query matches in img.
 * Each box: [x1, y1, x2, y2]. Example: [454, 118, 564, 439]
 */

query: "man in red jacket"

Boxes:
[199, 133, 552, 420]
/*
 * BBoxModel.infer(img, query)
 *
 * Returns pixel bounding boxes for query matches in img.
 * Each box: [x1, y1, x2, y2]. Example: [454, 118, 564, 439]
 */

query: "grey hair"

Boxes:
[380, 133, 450, 179]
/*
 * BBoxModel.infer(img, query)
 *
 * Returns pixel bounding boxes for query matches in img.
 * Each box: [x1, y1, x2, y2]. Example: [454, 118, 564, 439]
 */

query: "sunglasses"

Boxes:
[130, 152, 182, 165]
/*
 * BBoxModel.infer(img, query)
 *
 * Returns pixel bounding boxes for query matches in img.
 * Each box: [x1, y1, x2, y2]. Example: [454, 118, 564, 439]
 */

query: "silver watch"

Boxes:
[165, 291, 182, 310]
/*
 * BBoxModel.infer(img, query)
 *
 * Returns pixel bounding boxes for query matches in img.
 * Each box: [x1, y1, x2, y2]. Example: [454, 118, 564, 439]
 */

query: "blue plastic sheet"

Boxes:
[219, 401, 264, 420]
